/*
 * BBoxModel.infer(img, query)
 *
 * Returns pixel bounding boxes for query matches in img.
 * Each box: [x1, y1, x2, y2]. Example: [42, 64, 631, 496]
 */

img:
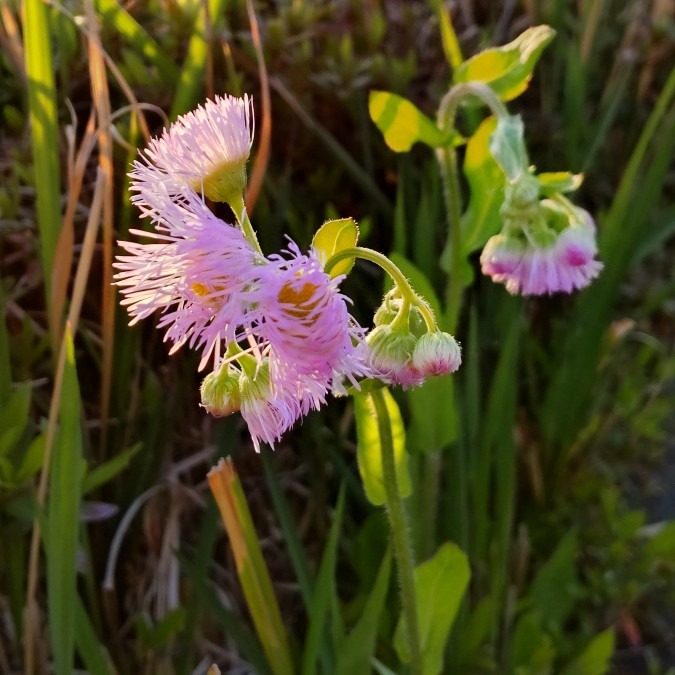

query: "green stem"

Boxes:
[436, 81, 508, 332]
[325, 247, 437, 331]
[371, 388, 423, 675]
[234, 199, 263, 255]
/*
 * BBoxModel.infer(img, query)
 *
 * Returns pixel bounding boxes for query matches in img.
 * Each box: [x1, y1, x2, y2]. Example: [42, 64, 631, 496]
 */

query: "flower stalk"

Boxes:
[371, 388, 423, 675]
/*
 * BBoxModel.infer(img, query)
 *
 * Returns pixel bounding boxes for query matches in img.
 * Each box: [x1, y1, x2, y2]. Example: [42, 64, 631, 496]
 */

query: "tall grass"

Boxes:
[2, 1, 673, 673]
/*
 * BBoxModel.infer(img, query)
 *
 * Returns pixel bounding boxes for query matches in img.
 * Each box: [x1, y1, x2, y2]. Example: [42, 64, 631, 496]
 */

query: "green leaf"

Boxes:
[407, 375, 457, 453]
[302, 488, 345, 675]
[511, 612, 556, 675]
[313, 217, 359, 277]
[559, 629, 615, 675]
[15, 432, 46, 484]
[47, 328, 85, 675]
[528, 530, 579, 630]
[81, 442, 142, 494]
[353, 388, 410, 506]
[394, 542, 471, 674]
[0, 383, 31, 457]
[489, 115, 529, 182]
[336, 548, 392, 675]
[453, 25, 556, 101]
[537, 172, 584, 195]
[369, 90, 453, 152]
[451, 117, 505, 263]
[433, 0, 463, 69]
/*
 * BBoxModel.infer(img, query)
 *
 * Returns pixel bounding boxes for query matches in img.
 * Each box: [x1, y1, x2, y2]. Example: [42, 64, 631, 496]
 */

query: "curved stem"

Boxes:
[325, 247, 437, 331]
[437, 81, 509, 131]
[436, 81, 508, 332]
[371, 388, 423, 675]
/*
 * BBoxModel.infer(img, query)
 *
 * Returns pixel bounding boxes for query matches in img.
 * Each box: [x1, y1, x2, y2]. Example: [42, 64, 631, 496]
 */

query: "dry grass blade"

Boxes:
[0, 4, 24, 81]
[51, 107, 97, 343]
[244, 0, 271, 214]
[85, 0, 115, 455]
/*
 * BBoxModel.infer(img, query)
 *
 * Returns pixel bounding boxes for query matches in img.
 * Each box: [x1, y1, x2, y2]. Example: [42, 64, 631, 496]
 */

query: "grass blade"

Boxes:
[47, 326, 85, 675]
[23, 0, 61, 332]
[207, 458, 295, 675]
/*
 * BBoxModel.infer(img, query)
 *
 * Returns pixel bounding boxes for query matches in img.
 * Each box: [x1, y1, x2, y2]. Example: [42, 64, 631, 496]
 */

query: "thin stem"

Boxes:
[325, 247, 437, 331]
[371, 389, 423, 675]
[238, 204, 263, 255]
[437, 144, 464, 333]
[436, 80, 508, 331]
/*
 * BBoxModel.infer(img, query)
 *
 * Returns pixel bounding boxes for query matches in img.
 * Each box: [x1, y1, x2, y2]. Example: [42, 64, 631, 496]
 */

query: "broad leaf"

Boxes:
[446, 117, 504, 267]
[369, 90, 453, 152]
[453, 25, 556, 101]
[353, 388, 410, 506]
[394, 542, 471, 674]
[313, 217, 359, 277]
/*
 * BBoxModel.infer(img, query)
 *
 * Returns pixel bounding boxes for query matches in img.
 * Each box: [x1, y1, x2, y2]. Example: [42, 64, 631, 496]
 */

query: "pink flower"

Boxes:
[480, 234, 526, 284]
[114, 188, 263, 368]
[480, 207, 602, 296]
[129, 94, 254, 204]
[238, 360, 303, 451]
[252, 241, 370, 388]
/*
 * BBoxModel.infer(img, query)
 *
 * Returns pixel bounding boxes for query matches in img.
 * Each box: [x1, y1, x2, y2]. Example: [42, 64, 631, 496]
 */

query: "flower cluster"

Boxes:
[480, 176, 602, 296]
[481, 118, 603, 296]
[115, 95, 374, 449]
[115, 94, 463, 450]
[366, 289, 461, 389]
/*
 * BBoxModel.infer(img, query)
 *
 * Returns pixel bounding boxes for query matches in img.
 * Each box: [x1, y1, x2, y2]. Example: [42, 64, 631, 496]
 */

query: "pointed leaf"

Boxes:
[353, 388, 410, 506]
[453, 25, 556, 101]
[313, 217, 359, 277]
[529, 530, 579, 630]
[0, 383, 31, 456]
[537, 172, 584, 195]
[559, 629, 615, 675]
[394, 542, 471, 674]
[47, 328, 85, 675]
[369, 90, 454, 152]
[336, 548, 392, 675]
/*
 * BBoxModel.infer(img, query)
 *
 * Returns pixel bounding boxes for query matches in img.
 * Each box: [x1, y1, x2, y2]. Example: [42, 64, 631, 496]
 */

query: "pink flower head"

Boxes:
[238, 359, 303, 451]
[412, 331, 462, 376]
[129, 94, 254, 204]
[253, 241, 370, 389]
[114, 188, 263, 368]
[480, 234, 525, 283]
[481, 202, 602, 296]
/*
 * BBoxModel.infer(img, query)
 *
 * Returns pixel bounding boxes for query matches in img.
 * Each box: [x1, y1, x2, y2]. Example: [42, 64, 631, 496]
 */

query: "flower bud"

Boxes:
[366, 325, 423, 389]
[412, 331, 462, 376]
[200, 364, 242, 417]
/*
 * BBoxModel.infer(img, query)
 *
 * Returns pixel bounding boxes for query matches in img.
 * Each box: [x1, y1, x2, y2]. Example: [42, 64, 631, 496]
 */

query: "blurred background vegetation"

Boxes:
[0, 0, 674, 673]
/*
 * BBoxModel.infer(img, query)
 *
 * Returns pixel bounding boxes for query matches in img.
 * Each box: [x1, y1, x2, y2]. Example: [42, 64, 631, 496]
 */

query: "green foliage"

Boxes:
[313, 217, 359, 277]
[368, 90, 454, 152]
[353, 388, 411, 506]
[393, 543, 471, 674]
[3, 1, 674, 673]
[453, 25, 556, 101]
